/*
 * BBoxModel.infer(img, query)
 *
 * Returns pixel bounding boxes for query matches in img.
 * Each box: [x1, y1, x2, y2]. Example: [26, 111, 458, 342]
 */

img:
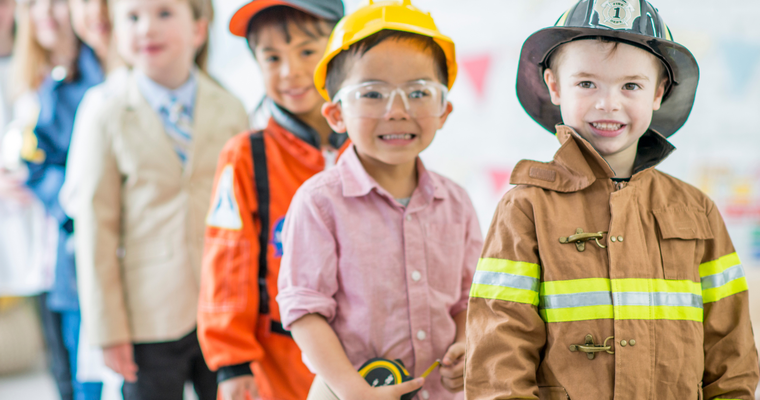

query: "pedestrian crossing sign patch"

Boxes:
[207, 164, 243, 230]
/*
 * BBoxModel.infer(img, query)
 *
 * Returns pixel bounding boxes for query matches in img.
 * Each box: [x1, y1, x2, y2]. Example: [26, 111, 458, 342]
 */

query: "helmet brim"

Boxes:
[516, 26, 699, 137]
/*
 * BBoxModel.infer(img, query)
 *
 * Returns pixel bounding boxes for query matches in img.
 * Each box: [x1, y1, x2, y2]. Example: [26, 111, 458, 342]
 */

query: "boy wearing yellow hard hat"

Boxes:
[276, 1, 482, 399]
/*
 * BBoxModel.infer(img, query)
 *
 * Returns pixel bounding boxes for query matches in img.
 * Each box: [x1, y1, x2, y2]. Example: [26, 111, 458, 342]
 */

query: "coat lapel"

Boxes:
[186, 73, 220, 178]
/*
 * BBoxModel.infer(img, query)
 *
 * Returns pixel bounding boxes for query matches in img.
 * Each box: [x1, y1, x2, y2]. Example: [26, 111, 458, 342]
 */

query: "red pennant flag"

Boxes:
[488, 167, 512, 196]
[461, 53, 493, 100]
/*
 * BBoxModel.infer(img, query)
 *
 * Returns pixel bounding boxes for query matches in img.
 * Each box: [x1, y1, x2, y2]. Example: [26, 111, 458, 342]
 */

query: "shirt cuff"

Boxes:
[276, 288, 338, 330]
[216, 362, 253, 383]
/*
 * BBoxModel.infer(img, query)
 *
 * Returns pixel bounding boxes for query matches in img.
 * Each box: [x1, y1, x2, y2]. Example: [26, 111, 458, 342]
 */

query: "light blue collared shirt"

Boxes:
[135, 69, 198, 164]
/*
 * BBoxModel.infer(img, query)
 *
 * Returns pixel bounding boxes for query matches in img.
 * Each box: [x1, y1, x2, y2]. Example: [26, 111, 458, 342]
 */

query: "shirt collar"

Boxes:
[267, 97, 349, 150]
[135, 67, 198, 117]
[339, 144, 447, 203]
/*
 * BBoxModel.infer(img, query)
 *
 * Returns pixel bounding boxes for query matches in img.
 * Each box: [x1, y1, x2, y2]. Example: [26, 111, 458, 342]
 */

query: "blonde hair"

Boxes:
[107, 0, 214, 71]
[11, 2, 57, 95]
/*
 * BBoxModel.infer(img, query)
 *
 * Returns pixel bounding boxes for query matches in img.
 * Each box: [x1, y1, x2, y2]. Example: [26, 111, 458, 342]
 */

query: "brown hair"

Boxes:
[324, 30, 449, 100]
[245, 6, 337, 54]
[107, 0, 214, 71]
[11, 2, 59, 95]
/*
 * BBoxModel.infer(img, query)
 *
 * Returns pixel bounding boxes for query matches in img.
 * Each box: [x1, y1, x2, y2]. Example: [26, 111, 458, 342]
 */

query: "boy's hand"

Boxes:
[439, 342, 465, 393]
[102, 342, 138, 382]
[219, 375, 259, 400]
[354, 378, 424, 400]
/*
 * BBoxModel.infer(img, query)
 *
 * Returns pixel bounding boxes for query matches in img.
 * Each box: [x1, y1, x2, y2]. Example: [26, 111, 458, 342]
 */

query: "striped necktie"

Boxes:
[160, 96, 192, 165]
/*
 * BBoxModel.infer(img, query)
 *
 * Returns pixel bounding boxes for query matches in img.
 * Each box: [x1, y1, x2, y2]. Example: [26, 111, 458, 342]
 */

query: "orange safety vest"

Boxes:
[198, 101, 349, 400]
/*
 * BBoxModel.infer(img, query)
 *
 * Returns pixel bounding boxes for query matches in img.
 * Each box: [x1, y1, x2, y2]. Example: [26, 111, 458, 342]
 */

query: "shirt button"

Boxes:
[406, 215, 412, 221]
[411, 271, 422, 281]
[618, 236, 624, 242]
[629, 339, 636, 346]
[417, 330, 426, 340]
[421, 390, 430, 399]
[610, 236, 617, 242]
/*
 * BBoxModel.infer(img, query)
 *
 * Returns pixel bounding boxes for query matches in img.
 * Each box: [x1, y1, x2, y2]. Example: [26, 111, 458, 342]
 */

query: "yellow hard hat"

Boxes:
[313, 0, 457, 101]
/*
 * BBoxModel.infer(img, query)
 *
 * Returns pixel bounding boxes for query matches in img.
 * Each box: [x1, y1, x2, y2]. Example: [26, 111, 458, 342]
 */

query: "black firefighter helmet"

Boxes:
[516, 0, 699, 137]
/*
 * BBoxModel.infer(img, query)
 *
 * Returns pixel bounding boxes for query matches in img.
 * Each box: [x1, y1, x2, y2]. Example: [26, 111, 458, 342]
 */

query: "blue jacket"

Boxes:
[24, 45, 103, 311]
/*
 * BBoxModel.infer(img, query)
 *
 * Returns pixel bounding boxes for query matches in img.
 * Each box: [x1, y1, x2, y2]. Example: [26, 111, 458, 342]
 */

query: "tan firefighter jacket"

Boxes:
[465, 125, 759, 400]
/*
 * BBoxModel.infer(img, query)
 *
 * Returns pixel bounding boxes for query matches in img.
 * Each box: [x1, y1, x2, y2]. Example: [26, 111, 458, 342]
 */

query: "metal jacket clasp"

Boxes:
[559, 228, 607, 252]
[569, 334, 615, 360]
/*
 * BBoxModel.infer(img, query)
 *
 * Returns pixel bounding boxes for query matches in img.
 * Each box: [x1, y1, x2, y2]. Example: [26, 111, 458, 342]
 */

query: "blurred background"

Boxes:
[2, 0, 759, 398]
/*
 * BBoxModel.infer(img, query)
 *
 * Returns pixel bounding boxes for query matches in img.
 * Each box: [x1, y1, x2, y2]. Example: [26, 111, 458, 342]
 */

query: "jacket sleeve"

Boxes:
[465, 190, 546, 400]
[72, 103, 131, 347]
[700, 201, 759, 400]
[25, 148, 70, 231]
[197, 136, 265, 372]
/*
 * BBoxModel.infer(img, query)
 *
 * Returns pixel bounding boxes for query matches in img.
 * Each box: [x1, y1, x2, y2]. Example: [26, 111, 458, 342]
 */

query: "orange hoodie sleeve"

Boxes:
[197, 133, 264, 371]
[700, 201, 759, 400]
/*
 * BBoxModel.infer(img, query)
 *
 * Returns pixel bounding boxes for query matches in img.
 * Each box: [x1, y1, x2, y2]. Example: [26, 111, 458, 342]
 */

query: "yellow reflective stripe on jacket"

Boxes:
[539, 278, 704, 323]
[699, 253, 748, 303]
[470, 258, 540, 306]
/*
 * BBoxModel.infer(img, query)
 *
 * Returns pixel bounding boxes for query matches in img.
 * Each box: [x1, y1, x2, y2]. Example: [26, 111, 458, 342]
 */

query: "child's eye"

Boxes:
[360, 91, 384, 100]
[128, 13, 138, 22]
[265, 55, 279, 63]
[408, 90, 430, 99]
[578, 81, 596, 89]
[623, 83, 641, 90]
[159, 9, 172, 18]
[301, 49, 316, 57]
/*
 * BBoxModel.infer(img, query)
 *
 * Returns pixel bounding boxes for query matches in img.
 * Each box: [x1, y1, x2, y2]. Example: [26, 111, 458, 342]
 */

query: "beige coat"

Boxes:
[465, 126, 759, 400]
[72, 70, 248, 347]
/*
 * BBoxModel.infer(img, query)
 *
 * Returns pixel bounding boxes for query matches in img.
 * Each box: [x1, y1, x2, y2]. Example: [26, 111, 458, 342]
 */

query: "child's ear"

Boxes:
[544, 68, 561, 106]
[437, 101, 454, 129]
[652, 78, 668, 111]
[193, 17, 209, 51]
[322, 101, 347, 133]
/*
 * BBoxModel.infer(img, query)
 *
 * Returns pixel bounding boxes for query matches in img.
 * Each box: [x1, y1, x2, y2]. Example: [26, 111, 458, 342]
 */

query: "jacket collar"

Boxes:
[339, 144, 447, 205]
[510, 125, 675, 193]
[267, 98, 349, 150]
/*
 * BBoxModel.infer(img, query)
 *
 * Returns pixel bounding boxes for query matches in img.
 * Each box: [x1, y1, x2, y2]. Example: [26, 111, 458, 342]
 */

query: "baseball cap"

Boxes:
[230, 0, 345, 37]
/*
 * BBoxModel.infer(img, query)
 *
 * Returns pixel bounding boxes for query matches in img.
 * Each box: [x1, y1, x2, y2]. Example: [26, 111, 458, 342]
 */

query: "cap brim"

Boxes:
[229, 0, 321, 37]
[516, 27, 699, 137]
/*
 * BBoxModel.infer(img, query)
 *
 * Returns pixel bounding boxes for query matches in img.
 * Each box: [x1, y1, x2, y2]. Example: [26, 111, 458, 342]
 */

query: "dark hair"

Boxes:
[325, 30, 449, 99]
[547, 37, 668, 85]
[246, 6, 337, 53]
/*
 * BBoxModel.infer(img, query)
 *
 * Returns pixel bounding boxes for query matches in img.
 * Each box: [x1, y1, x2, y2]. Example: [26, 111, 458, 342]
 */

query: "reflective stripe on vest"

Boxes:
[469, 252, 748, 323]
[700, 253, 748, 304]
[470, 258, 540, 306]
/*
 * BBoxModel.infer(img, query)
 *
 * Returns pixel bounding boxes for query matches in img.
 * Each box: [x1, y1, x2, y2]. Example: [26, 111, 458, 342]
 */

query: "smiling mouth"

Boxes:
[282, 88, 309, 96]
[379, 133, 416, 140]
[591, 122, 625, 131]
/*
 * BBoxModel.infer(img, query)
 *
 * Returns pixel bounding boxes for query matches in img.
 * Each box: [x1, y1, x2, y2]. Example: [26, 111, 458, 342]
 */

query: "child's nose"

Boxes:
[595, 90, 622, 113]
[385, 90, 410, 120]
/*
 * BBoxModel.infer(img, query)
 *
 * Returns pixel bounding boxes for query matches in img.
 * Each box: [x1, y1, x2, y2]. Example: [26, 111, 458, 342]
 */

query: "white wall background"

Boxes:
[209, 0, 760, 273]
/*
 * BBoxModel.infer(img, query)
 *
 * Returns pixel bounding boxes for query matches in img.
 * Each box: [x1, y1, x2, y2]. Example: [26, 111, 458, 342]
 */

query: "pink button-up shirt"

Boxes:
[278, 146, 482, 399]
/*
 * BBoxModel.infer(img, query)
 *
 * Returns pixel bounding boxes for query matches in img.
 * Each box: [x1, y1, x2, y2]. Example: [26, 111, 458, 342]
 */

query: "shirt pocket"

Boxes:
[653, 208, 714, 280]
[424, 223, 465, 295]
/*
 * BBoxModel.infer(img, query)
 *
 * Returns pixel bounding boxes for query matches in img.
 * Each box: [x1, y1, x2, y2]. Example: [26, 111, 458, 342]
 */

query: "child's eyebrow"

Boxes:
[570, 72, 650, 82]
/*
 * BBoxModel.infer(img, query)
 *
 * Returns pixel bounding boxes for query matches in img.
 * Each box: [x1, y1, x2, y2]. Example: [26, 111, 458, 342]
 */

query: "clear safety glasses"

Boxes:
[333, 80, 449, 119]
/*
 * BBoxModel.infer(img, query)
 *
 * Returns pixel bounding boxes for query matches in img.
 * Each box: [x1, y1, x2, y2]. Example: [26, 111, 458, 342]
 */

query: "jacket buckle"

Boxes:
[569, 334, 615, 360]
[559, 228, 607, 252]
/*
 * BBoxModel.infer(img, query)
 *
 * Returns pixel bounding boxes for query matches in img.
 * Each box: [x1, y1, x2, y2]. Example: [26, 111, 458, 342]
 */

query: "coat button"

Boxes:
[629, 339, 636, 346]
[406, 215, 412, 221]
[417, 330, 427, 340]
[610, 236, 617, 242]
[617, 236, 624, 242]
[411, 271, 422, 281]
[620, 340, 627, 347]
[421, 390, 430, 399]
